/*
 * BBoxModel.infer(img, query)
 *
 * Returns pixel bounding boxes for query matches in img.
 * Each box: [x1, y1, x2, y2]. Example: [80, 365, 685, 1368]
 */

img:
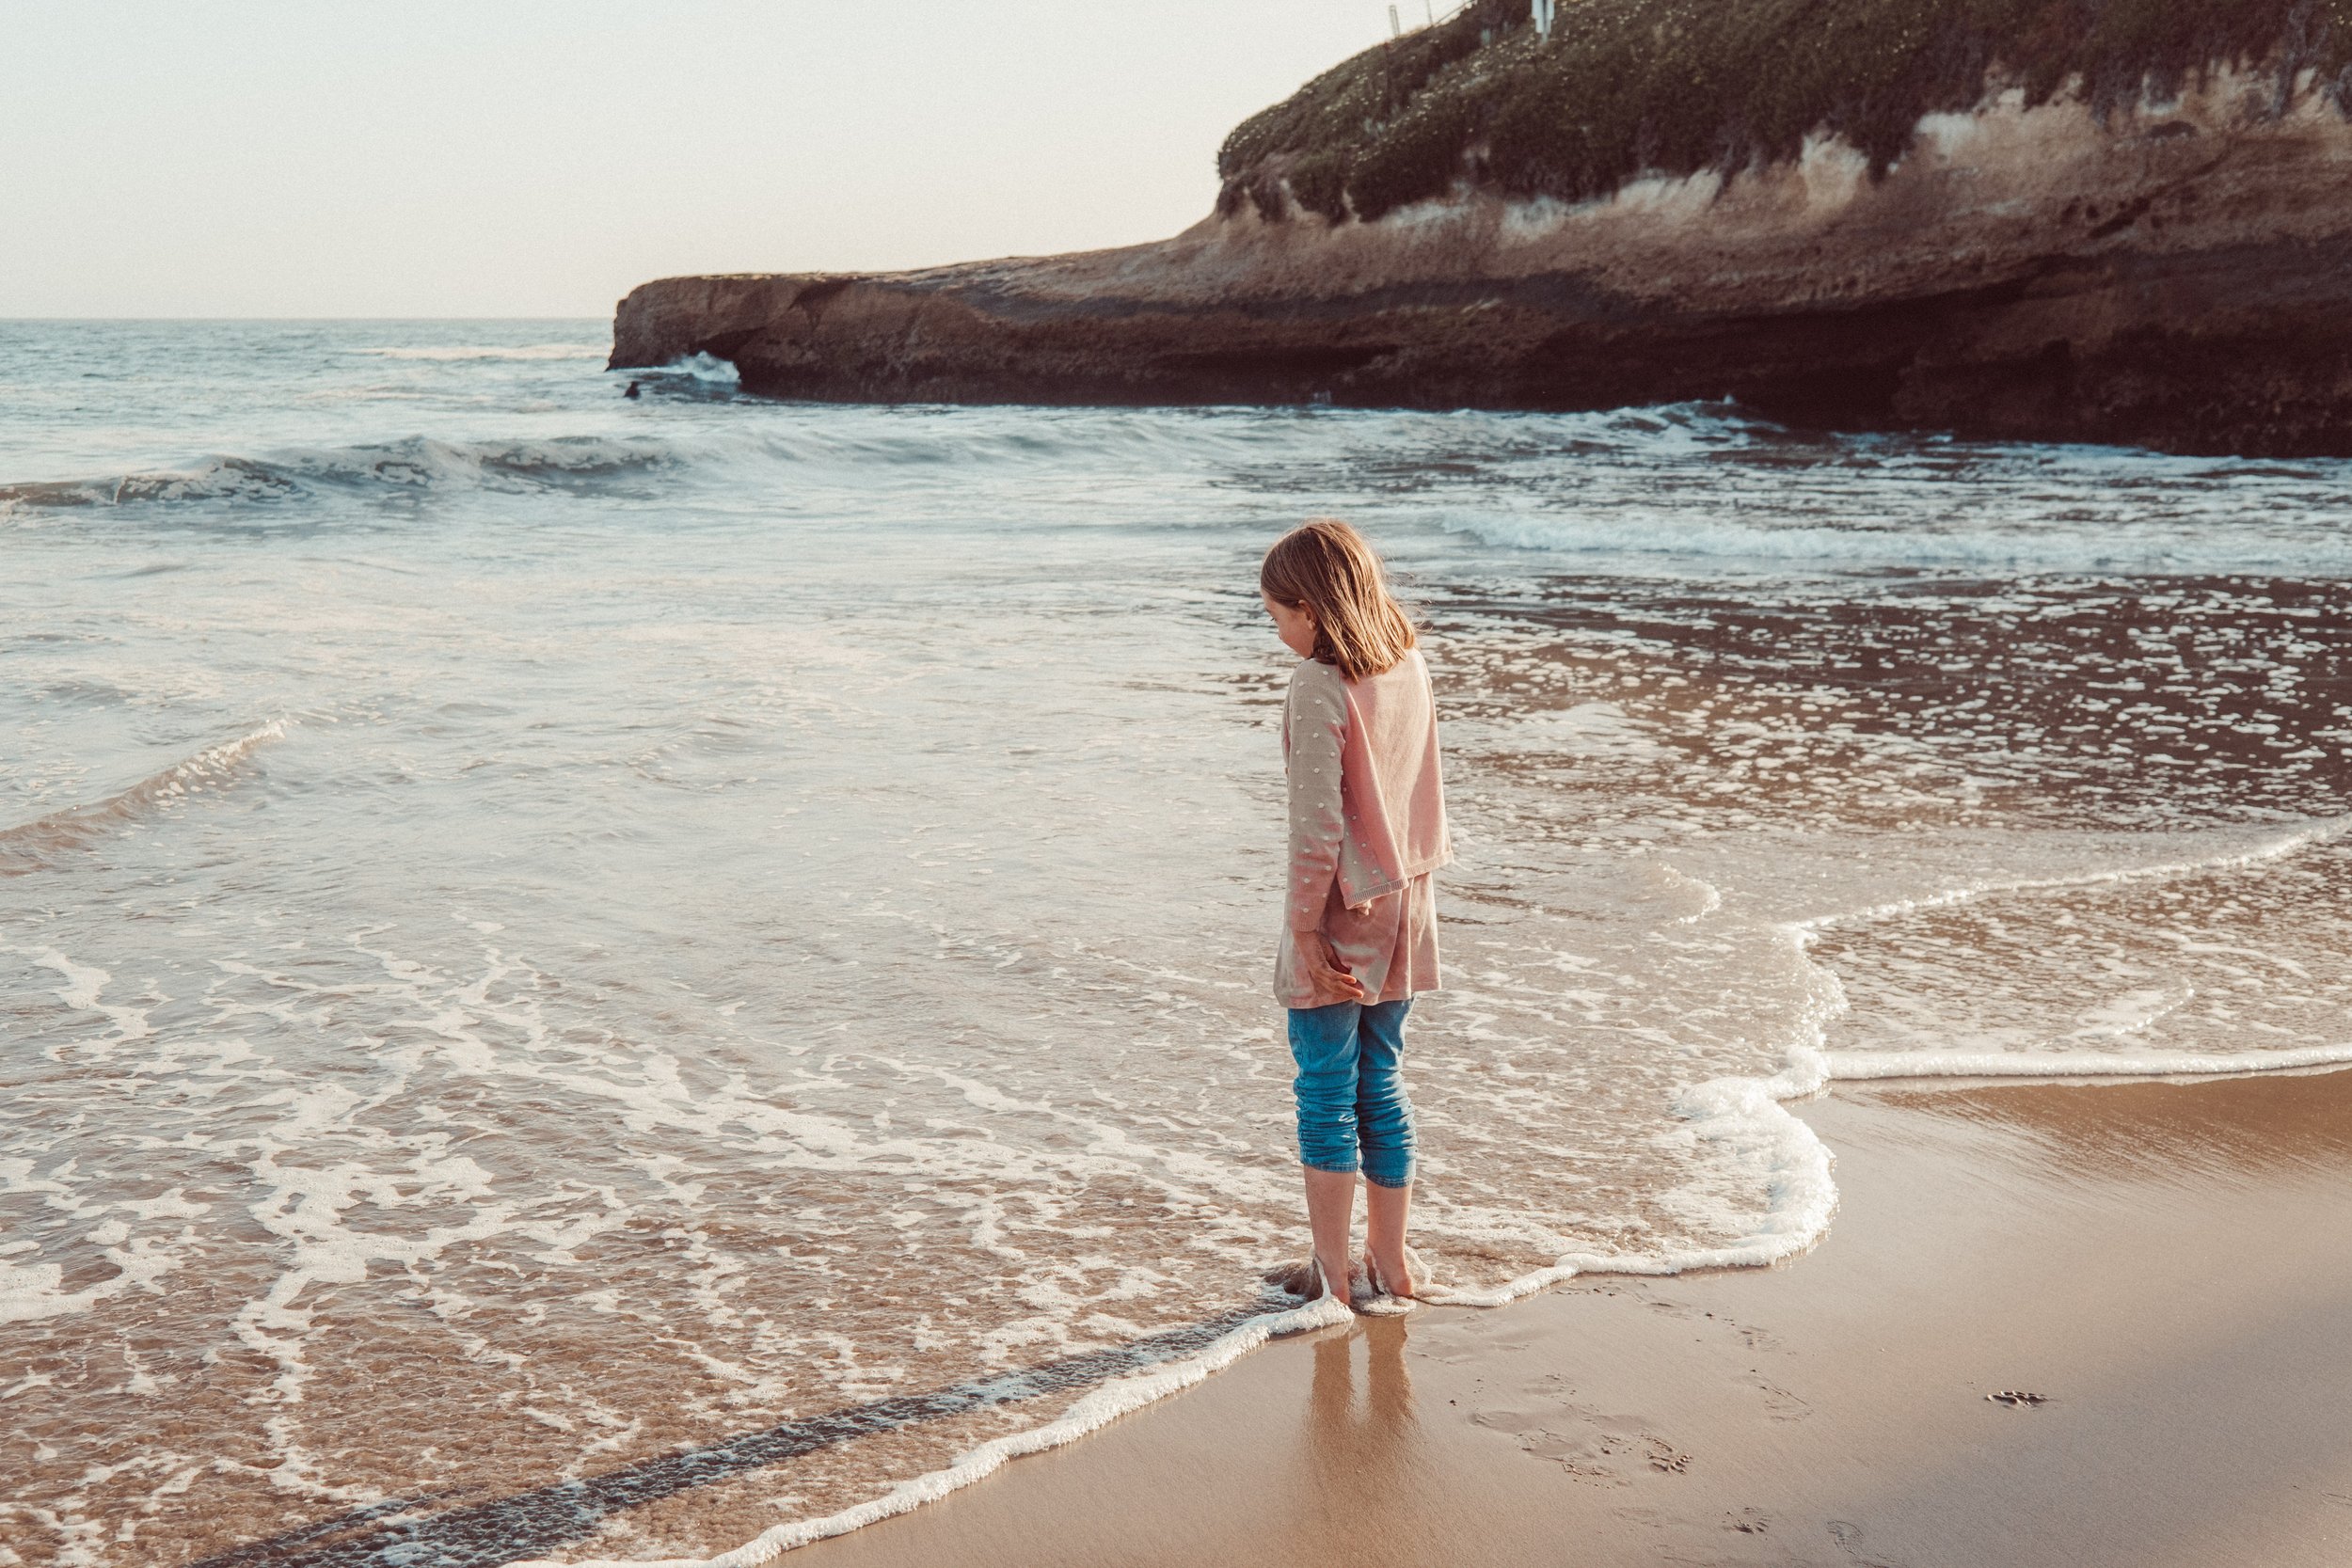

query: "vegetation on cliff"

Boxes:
[1217, 0, 2352, 222]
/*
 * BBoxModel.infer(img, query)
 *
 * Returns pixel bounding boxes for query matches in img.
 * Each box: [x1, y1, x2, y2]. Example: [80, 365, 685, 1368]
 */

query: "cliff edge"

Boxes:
[613, 0, 2352, 456]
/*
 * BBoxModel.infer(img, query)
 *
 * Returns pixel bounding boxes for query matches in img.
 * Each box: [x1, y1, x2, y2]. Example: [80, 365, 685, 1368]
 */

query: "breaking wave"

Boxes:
[10, 398, 2352, 581]
[0, 721, 286, 875]
[0, 437, 677, 515]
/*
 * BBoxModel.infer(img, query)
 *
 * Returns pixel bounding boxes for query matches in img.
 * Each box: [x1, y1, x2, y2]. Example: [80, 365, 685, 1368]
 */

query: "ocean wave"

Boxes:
[20, 400, 2345, 566]
[0, 409, 1294, 519]
[0, 721, 286, 875]
[0, 436, 677, 515]
[627, 351, 741, 384]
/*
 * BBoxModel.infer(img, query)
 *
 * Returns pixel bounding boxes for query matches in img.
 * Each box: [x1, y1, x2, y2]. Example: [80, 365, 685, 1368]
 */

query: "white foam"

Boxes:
[31, 950, 155, 1047]
[37, 950, 112, 1013]
[0, 1259, 85, 1326]
[0, 1158, 191, 1326]
[644, 353, 741, 385]
[0, 1237, 185, 1326]
[1819, 1042, 2352, 1081]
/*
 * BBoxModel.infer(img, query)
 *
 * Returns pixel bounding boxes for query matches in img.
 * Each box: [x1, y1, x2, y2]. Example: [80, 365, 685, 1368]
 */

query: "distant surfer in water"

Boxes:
[1260, 520, 1452, 1307]
[623, 380, 642, 399]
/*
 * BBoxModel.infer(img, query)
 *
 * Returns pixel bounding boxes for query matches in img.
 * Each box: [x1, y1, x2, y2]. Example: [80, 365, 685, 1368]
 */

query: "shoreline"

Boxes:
[785, 1067, 2352, 1568]
[185, 741, 2352, 1568]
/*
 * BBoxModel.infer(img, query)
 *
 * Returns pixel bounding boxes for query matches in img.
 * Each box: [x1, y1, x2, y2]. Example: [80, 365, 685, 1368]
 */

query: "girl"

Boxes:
[1260, 520, 1451, 1307]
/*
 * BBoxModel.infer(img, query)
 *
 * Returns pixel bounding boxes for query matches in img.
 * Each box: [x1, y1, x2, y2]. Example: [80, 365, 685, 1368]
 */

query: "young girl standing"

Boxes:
[1259, 520, 1451, 1307]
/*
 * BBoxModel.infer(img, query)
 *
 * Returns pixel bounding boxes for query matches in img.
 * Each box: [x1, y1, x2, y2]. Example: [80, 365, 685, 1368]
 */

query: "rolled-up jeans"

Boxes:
[1287, 998, 1416, 1188]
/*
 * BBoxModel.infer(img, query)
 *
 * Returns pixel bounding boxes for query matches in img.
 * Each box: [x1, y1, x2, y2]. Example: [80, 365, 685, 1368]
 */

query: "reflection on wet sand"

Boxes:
[1300, 1323, 1424, 1549]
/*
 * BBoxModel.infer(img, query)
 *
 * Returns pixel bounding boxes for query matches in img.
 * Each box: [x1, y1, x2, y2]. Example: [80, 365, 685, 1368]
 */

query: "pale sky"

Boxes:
[1, 1, 1410, 318]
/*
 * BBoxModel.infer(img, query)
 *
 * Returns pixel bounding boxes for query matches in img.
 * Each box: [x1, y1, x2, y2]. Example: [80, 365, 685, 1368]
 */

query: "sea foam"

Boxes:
[508, 816, 2352, 1565]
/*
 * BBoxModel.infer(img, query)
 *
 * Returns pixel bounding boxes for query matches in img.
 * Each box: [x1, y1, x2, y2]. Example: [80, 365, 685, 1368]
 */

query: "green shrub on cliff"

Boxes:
[1218, 0, 2352, 222]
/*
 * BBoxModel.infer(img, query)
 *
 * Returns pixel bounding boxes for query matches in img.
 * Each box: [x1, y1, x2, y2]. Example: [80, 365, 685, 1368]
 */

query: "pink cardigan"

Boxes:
[1277, 649, 1452, 1005]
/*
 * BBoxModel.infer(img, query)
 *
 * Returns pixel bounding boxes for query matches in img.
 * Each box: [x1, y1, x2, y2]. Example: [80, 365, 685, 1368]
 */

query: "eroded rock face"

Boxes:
[612, 74, 2352, 455]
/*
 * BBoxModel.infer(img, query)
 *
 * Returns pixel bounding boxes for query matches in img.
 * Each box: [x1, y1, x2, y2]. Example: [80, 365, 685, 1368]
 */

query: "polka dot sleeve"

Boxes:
[1283, 662, 1348, 933]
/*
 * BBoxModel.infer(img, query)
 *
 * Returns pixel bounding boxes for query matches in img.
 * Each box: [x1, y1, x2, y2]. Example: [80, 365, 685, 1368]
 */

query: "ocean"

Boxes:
[6, 319, 2350, 1567]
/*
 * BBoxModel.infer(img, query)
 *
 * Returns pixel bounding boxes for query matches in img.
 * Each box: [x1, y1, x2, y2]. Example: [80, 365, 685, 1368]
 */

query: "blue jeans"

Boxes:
[1288, 999, 1416, 1188]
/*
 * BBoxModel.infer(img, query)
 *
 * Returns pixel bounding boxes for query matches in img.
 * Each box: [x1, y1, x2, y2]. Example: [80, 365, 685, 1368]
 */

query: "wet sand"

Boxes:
[800, 1069, 2352, 1568]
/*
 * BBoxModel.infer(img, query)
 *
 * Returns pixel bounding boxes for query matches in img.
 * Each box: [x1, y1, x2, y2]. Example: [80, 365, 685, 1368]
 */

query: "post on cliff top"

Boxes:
[1389, 5, 1402, 39]
[1533, 0, 1555, 40]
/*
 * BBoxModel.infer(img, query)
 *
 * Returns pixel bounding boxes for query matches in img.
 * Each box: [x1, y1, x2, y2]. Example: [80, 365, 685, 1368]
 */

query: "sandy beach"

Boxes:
[800, 1067, 2352, 1568]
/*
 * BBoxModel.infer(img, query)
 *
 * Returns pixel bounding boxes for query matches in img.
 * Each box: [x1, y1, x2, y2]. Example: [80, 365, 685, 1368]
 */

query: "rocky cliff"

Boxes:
[612, 1, 2352, 455]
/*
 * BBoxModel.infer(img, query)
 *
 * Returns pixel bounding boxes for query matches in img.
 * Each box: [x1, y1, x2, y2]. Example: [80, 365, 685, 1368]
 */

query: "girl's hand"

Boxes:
[1294, 927, 1367, 1005]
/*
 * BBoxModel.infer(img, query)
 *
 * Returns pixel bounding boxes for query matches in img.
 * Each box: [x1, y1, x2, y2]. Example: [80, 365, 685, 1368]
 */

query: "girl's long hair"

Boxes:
[1259, 519, 1417, 681]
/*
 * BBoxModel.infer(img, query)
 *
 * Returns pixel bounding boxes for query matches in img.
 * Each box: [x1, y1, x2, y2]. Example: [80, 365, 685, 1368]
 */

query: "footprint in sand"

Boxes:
[1741, 1372, 1814, 1421]
[1474, 1402, 1694, 1484]
[1828, 1518, 1908, 1568]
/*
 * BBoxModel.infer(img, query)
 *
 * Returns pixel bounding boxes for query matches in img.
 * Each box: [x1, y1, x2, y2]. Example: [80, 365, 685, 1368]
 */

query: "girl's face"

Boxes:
[1262, 592, 1319, 659]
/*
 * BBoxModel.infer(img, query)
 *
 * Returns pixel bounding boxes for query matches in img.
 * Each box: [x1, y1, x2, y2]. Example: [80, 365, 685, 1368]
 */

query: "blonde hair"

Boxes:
[1259, 519, 1417, 681]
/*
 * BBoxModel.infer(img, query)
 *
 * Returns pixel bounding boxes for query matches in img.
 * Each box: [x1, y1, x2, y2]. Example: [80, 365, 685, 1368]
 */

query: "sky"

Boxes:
[1, 1, 1419, 318]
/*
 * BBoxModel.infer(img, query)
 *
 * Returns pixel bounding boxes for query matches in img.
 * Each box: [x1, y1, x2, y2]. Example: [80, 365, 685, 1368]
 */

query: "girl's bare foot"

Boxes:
[1364, 1247, 1415, 1299]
